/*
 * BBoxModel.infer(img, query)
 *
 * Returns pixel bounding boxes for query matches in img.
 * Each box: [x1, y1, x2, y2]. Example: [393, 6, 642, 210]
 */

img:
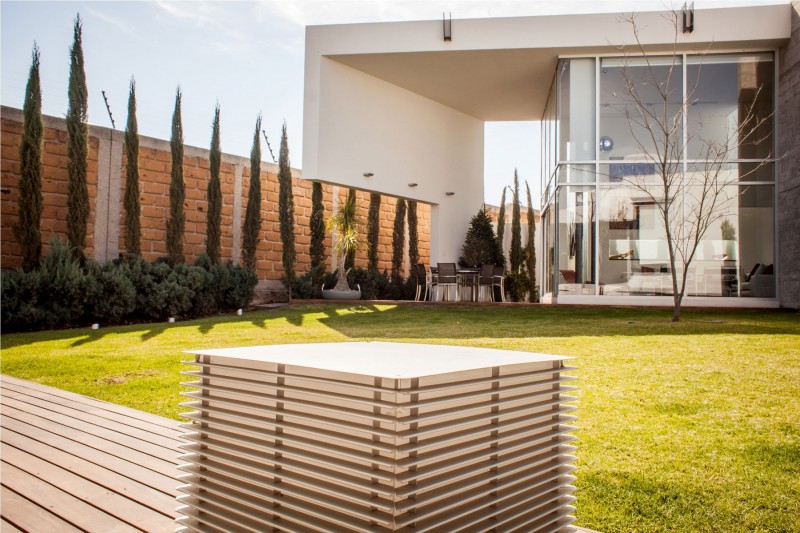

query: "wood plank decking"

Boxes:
[0, 374, 600, 533]
[0, 375, 180, 532]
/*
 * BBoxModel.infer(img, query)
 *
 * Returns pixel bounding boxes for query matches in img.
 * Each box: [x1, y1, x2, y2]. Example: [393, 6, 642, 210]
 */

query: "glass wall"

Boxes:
[542, 52, 775, 300]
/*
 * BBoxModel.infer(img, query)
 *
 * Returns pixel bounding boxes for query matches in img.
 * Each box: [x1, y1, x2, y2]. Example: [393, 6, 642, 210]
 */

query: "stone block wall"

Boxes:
[778, 3, 800, 310]
[1, 106, 430, 289]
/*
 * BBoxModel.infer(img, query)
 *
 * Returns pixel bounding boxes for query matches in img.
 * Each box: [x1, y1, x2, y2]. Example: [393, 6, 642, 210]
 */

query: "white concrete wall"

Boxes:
[306, 58, 484, 263]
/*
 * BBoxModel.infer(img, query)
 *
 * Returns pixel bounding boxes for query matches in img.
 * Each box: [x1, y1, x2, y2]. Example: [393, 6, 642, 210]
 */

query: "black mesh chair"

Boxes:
[493, 265, 506, 302]
[437, 263, 459, 302]
[478, 264, 495, 302]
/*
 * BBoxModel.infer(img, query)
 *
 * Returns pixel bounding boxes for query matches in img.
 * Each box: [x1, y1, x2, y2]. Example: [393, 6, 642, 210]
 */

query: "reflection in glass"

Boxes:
[599, 57, 683, 161]
[558, 164, 595, 184]
[687, 54, 773, 161]
[557, 187, 595, 295]
[558, 59, 596, 161]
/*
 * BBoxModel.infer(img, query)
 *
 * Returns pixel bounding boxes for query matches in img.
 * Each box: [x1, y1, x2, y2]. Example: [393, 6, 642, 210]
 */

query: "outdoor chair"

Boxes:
[492, 265, 506, 302]
[478, 264, 496, 302]
[414, 264, 430, 301]
[437, 263, 459, 302]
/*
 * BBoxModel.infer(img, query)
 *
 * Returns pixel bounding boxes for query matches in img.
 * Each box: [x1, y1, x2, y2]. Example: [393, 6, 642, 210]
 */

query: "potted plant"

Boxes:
[322, 190, 362, 300]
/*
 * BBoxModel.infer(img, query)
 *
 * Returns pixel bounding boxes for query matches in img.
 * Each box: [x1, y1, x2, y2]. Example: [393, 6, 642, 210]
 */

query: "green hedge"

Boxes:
[1, 242, 257, 332]
[290, 266, 415, 301]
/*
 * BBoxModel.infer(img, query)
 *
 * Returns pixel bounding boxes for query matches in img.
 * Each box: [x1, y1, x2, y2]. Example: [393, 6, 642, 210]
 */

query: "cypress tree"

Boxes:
[123, 78, 141, 256]
[242, 115, 262, 270]
[166, 88, 185, 265]
[408, 200, 419, 268]
[15, 43, 44, 271]
[366, 192, 381, 271]
[206, 104, 222, 264]
[278, 122, 296, 286]
[510, 170, 522, 273]
[344, 188, 357, 270]
[66, 14, 89, 259]
[526, 181, 539, 303]
[310, 181, 326, 286]
[496, 186, 507, 263]
[391, 198, 407, 281]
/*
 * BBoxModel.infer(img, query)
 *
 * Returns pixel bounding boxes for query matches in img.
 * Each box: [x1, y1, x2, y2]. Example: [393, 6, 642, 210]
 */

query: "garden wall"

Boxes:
[0, 105, 430, 291]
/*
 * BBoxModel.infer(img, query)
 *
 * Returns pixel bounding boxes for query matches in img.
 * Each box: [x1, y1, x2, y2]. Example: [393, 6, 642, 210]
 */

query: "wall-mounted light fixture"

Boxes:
[682, 2, 694, 33]
[445, 191, 455, 196]
[599, 136, 614, 152]
[363, 172, 374, 178]
[408, 183, 418, 188]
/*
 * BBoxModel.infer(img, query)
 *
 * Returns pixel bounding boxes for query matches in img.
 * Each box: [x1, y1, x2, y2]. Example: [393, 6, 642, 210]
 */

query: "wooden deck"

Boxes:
[0, 374, 600, 533]
[0, 375, 180, 532]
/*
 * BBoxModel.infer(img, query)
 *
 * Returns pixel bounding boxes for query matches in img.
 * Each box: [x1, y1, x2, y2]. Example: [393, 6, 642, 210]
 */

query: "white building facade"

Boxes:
[302, 3, 797, 308]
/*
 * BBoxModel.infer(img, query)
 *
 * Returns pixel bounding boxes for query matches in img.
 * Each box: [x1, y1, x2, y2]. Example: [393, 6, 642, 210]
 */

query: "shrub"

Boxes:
[86, 260, 135, 322]
[459, 206, 505, 268]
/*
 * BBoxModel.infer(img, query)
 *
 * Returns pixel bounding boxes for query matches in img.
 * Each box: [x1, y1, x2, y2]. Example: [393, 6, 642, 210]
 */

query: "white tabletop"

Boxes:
[186, 342, 571, 379]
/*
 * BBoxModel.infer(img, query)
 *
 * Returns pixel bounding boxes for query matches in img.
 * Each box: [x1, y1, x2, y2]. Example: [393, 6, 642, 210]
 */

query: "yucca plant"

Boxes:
[326, 190, 361, 292]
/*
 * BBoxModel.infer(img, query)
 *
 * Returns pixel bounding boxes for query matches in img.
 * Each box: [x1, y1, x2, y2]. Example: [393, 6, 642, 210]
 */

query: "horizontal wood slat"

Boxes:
[177, 342, 578, 532]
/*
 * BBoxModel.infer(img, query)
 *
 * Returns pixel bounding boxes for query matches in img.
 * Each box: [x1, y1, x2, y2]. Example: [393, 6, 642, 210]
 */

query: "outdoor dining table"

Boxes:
[429, 266, 484, 302]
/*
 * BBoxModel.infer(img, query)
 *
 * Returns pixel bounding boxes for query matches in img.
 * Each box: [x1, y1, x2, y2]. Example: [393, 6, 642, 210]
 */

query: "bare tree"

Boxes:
[601, 11, 773, 321]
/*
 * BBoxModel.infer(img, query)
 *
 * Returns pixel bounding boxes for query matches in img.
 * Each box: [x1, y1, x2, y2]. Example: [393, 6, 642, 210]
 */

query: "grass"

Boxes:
[2, 303, 799, 532]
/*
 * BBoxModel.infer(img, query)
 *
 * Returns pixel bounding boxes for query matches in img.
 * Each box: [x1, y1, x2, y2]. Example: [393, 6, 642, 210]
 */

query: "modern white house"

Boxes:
[302, 2, 799, 309]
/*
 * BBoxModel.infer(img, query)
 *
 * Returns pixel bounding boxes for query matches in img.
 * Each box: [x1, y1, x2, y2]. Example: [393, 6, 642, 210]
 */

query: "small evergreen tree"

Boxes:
[123, 77, 141, 256]
[391, 198, 407, 281]
[310, 181, 326, 286]
[206, 104, 222, 264]
[344, 188, 357, 270]
[242, 115, 262, 269]
[458, 206, 504, 268]
[15, 44, 44, 271]
[496, 186, 507, 262]
[66, 15, 89, 259]
[526, 181, 539, 303]
[278, 122, 296, 287]
[166, 88, 185, 265]
[367, 192, 381, 271]
[408, 200, 419, 268]
[510, 170, 522, 273]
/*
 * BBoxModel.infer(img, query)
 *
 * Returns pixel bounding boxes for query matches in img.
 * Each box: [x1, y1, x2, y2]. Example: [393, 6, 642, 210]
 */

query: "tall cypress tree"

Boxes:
[366, 192, 381, 271]
[166, 88, 185, 265]
[278, 122, 296, 286]
[123, 78, 141, 256]
[206, 104, 222, 264]
[242, 115, 262, 270]
[310, 181, 326, 287]
[526, 181, 538, 303]
[344, 188, 357, 270]
[15, 43, 44, 271]
[496, 186, 507, 263]
[408, 200, 419, 268]
[391, 198, 407, 281]
[510, 170, 522, 273]
[66, 14, 89, 259]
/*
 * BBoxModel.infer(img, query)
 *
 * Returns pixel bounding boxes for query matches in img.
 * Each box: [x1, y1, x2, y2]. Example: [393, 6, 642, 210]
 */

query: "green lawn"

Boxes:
[2, 303, 798, 532]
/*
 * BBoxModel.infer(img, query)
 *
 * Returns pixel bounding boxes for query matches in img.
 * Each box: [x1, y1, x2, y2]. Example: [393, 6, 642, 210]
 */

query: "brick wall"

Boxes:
[1, 106, 430, 289]
[778, 4, 800, 309]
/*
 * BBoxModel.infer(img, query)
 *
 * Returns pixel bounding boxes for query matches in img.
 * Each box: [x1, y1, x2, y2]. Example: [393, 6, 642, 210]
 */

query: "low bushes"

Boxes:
[290, 266, 415, 301]
[1, 242, 257, 332]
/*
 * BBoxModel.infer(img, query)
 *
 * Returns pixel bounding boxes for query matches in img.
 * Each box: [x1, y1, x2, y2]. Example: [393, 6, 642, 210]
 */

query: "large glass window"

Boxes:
[558, 58, 596, 162]
[686, 54, 774, 161]
[557, 186, 595, 295]
[599, 57, 683, 161]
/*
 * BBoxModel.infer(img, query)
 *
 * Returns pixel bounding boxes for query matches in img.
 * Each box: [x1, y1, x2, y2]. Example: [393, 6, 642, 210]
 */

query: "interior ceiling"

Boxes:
[330, 48, 562, 121]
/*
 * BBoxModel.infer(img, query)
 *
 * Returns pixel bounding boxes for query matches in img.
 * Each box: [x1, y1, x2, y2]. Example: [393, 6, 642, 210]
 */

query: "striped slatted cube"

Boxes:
[176, 342, 578, 532]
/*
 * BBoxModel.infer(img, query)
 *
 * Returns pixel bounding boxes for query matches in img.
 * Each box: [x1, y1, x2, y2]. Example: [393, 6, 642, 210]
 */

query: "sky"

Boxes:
[1, 0, 781, 207]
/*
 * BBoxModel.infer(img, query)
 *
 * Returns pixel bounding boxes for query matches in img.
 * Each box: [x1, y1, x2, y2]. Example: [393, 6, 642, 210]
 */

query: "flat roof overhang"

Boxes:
[310, 3, 791, 121]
